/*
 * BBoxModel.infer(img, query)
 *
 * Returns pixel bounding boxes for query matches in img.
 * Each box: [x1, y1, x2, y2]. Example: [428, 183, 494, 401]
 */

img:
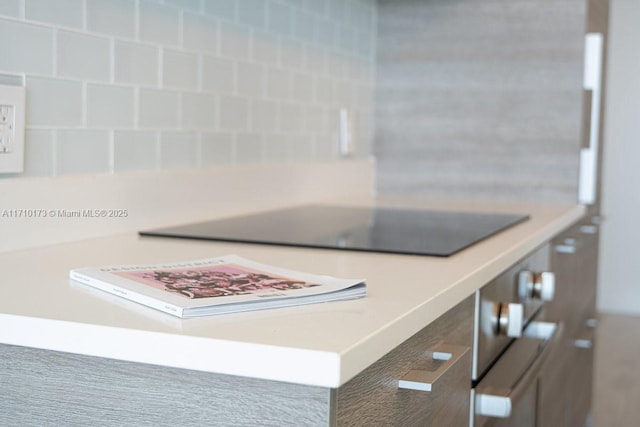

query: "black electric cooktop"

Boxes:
[140, 205, 529, 257]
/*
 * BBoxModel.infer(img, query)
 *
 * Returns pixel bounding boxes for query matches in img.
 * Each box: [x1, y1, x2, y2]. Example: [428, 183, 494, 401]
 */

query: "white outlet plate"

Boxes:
[0, 84, 26, 173]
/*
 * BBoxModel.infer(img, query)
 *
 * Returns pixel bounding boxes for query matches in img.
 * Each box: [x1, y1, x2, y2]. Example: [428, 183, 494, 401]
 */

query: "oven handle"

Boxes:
[397, 344, 470, 392]
[475, 321, 564, 418]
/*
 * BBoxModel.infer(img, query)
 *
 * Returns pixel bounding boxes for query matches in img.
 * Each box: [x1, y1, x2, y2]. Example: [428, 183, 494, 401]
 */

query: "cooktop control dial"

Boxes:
[492, 302, 524, 338]
[518, 271, 555, 302]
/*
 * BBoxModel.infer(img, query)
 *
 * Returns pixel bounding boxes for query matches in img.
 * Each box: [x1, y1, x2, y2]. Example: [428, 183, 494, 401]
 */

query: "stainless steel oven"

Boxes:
[471, 244, 562, 427]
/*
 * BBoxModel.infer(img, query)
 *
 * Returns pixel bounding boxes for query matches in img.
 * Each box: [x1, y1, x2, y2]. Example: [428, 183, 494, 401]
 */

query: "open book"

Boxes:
[70, 255, 366, 318]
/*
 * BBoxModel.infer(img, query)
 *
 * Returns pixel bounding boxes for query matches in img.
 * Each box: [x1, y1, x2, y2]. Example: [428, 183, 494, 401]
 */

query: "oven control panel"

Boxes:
[472, 244, 552, 382]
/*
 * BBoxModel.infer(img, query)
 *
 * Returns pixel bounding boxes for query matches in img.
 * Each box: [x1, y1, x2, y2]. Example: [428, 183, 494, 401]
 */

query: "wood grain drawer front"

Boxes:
[550, 221, 598, 339]
[0, 343, 332, 427]
[335, 296, 473, 427]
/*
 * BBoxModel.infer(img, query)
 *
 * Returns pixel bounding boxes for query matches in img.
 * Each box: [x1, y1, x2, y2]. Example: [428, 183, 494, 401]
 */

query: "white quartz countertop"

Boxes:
[0, 199, 585, 388]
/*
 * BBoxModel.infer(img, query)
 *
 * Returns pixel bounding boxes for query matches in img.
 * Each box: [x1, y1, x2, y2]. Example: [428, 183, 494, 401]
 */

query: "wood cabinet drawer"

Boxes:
[0, 343, 332, 427]
[3, 298, 474, 427]
[335, 295, 473, 426]
[549, 221, 598, 338]
[539, 220, 598, 427]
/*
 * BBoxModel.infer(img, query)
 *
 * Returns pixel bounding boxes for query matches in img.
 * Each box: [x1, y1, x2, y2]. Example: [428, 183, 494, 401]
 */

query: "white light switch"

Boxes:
[338, 108, 355, 157]
[0, 84, 25, 173]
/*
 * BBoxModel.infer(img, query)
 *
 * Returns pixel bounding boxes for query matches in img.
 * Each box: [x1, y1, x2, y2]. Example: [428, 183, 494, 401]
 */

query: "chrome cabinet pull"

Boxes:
[580, 225, 598, 235]
[575, 319, 597, 348]
[574, 338, 593, 349]
[398, 344, 469, 392]
[554, 237, 579, 254]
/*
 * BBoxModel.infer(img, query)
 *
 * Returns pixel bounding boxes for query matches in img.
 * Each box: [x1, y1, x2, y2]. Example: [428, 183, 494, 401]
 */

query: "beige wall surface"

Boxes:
[598, 0, 640, 314]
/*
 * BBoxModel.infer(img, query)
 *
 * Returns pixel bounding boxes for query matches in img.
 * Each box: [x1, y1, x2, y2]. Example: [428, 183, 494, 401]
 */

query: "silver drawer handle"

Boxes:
[575, 321, 596, 348]
[580, 225, 598, 235]
[555, 244, 576, 254]
[574, 338, 593, 349]
[475, 321, 564, 418]
[398, 344, 469, 392]
[554, 237, 579, 254]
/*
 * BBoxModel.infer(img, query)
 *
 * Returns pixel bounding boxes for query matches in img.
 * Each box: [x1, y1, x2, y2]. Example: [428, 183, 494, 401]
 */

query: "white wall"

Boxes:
[0, 0, 375, 178]
[598, 0, 640, 314]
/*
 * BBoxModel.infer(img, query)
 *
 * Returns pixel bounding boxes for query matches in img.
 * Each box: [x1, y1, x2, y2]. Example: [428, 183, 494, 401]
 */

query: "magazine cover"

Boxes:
[70, 255, 366, 318]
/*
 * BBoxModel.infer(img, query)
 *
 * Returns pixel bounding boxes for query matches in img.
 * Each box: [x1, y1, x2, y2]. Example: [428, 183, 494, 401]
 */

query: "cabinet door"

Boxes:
[335, 296, 473, 427]
[566, 324, 596, 427]
[538, 220, 598, 427]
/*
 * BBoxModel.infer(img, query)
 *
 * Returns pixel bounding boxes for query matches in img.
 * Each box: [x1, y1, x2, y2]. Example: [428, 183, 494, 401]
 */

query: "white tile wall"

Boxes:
[202, 56, 234, 93]
[291, 134, 315, 161]
[25, 0, 83, 29]
[263, 134, 290, 162]
[113, 130, 158, 172]
[139, 1, 180, 46]
[279, 102, 302, 133]
[251, 99, 278, 132]
[266, 66, 291, 99]
[139, 89, 179, 128]
[204, 0, 237, 22]
[164, 0, 200, 12]
[267, 1, 291, 35]
[23, 129, 54, 176]
[114, 41, 159, 86]
[0, 0, 376, 178]
[57, 130, 110, 175]
[86, 0, 136, 38]
[219, 95, 248, 131]
[182, 12, 218, 54]
[160, 131, 197, 169]
[181, 92, 216, 129]
[219, 21, 250, 60]
[26, 77, 83, 126]
[57, 31, 111, 81]
[0, 19, 53, 74]
[235, 132, 263, 163]
[236, 61, 264, 97]
[162, 49, 198, 90]
[87, 84, 135, 128]
[251, 30, 279, 65]
[0, 0, 21, 18]
[237, 0, 266, 29]
[200, 132, 234, 165]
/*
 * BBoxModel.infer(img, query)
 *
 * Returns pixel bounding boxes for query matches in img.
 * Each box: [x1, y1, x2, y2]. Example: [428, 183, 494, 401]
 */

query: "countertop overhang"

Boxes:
[0, 199, 585, 388]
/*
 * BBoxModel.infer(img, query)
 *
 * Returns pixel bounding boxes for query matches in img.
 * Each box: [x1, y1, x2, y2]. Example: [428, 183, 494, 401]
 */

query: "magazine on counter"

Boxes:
[69, 255, 366, 318]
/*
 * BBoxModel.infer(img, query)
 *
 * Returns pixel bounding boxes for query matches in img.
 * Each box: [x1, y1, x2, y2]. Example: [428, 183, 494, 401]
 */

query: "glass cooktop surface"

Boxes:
[140, 205, 529, 257]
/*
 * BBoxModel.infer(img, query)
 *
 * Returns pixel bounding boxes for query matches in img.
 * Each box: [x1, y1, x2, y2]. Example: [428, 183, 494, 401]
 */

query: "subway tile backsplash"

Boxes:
[57, 30, 111, 80]
[26, 77, 83, 126]
[57, 129, 111, 175]
[0, 0, 375, 177]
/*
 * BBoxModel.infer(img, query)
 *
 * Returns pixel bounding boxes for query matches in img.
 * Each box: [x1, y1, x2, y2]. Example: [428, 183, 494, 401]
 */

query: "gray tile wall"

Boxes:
[0, 0, 376, 177]
[375, 0, 586, 201]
